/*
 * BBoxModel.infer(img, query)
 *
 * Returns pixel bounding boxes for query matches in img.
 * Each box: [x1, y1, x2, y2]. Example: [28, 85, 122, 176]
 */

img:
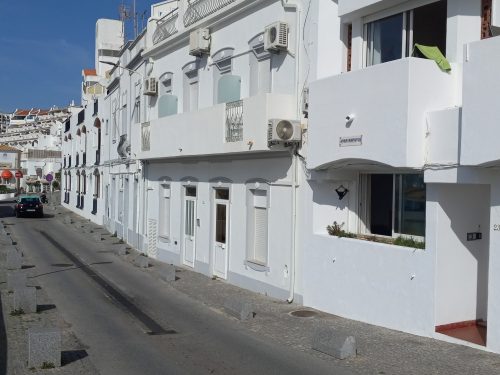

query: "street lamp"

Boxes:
[99, 60, 144, 78]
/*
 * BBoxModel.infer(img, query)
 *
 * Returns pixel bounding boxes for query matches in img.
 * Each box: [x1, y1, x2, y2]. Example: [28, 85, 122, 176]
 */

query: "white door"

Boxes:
[183, 186, 197, 267]
[213, 188, 229, 279]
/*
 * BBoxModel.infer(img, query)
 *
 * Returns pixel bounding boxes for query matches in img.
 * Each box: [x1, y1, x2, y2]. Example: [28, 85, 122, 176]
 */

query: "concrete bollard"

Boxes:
[6, 248, 22, 270]
[312, 328, 357, 360]
[160, 264, 176, 282]
[223, 296, 255, 321]
[133, 255, 149, 268]
[28, 328, 61, 368]
[13, 287, 37, 314]
[7, 271, 27, 291]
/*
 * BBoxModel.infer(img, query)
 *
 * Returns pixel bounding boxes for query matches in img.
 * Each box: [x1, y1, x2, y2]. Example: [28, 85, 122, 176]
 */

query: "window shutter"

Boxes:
[254, 207, 268, 263]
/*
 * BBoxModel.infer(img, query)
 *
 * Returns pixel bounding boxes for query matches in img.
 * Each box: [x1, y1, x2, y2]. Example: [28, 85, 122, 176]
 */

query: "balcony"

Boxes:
[153, 9, 178, 45]
[134, 93, 296, 160]
[183, 0, 236, 27]
[308, 58, 457, 170]
[462, 36, 500, 166]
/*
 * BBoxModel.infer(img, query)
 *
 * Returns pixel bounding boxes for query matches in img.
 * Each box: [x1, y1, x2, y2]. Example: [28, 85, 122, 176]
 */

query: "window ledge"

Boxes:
[244, 260, 270, 272]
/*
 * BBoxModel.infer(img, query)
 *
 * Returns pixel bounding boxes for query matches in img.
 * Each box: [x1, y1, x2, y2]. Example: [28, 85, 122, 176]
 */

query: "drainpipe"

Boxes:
[281, 0, 302, 303]
[287, 145, 299, 303]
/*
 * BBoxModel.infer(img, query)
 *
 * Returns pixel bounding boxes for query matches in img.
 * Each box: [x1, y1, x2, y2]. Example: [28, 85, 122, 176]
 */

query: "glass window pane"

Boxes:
[216, 204, 227, 243]
[186, 186, 197, 197]
[367, 13, 404, 66]
[215, 188, 229, 200]
[396, 174, 426, 237]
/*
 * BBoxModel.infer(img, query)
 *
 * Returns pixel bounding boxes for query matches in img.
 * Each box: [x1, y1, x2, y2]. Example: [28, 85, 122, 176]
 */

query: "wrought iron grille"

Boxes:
[153, 10, 179, 45]
[141, 122, 151, 151]
[225, 100, 243, 142]
[183, 0, 236, 27]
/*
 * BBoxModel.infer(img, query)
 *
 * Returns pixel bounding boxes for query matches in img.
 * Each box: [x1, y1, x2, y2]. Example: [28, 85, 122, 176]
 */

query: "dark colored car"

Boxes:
[14, 195, 44, 218]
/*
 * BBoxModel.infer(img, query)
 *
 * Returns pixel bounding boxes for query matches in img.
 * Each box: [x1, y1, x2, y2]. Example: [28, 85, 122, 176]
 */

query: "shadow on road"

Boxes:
[61, 349, 89, 366]
[0, 293, 7, 374]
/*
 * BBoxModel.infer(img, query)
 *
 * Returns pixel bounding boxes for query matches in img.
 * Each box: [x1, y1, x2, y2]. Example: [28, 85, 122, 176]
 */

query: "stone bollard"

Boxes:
[223, 296, 255, 321]
[113, 245, 128, 256]
[7, 270, 27, 291]
[312, 327, 357, 360]
[160, 264, 176, 282]
[6, 248, 22, 270]
[133, 255, 149, 268]
[13, 287, 37, 314]
[28, 328, 61, 368]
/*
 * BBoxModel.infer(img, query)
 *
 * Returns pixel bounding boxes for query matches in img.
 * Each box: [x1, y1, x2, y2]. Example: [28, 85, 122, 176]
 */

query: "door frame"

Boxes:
[212, 186, 231, 279]
[181, 180, 198, 268]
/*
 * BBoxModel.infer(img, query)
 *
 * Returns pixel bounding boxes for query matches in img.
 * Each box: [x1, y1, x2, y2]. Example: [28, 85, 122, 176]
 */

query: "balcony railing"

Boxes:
[141, 122, 151, 151]
[183, 0, 235, 27]
[153, 9, 179, 45]
[91, 198, 98, 215]
[225, 100, 243, 142]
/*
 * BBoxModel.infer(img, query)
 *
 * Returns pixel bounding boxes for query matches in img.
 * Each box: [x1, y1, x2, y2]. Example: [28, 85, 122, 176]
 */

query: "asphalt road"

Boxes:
[0, 201, 346, 375]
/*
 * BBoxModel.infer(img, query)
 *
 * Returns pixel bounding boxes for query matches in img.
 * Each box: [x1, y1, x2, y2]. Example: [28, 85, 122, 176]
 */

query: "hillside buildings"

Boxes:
[61, 0, 500, 354]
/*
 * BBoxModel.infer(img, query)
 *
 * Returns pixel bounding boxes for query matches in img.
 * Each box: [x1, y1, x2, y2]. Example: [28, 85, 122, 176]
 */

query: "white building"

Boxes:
[62, 0, 500, 353]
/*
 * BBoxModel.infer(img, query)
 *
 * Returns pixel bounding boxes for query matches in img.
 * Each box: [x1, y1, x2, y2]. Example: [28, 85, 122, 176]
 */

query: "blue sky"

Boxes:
[0, 0, 153, 112]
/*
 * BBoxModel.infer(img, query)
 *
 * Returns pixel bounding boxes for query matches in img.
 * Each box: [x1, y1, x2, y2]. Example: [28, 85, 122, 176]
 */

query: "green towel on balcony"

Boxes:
[414, 44, 451, 72]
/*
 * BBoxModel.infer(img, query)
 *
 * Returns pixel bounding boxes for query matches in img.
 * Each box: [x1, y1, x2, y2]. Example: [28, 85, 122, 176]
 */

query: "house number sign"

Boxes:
[493, 224, 500, 231]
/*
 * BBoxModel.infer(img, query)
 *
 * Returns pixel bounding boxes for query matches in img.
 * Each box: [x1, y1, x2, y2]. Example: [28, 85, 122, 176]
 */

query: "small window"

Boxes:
[185, 186, 197, 197]
[247, 189, 268, 265]
[182, 63, 199, 112]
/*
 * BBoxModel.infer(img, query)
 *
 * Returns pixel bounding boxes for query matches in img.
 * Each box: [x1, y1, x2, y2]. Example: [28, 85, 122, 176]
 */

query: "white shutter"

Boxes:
[254, 207, 268, 263]
[147, 218, 158, 258]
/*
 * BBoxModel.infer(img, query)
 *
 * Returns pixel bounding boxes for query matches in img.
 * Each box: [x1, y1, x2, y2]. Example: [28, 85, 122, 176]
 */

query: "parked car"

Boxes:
[14, 195, 44, 218]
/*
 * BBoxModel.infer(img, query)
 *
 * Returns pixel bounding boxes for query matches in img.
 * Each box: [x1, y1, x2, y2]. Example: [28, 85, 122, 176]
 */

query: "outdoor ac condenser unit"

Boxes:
[143, 77, 158, 96]
[264, 21, 289, 52]
[268, 119, 301, 145]
[189, 28, 211, 56]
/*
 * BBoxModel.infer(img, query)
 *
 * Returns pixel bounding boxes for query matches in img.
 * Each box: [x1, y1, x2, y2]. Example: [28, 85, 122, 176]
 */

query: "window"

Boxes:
[247, 189, 268, 264]
[94, 170, 101, 198]
[121, 91, 128, 135]
[159, 183, 171, 238]
[183, 62, 199, 112]
[135, 97, 141, 123]
[213, 48, 241, 104]
[248, 34, 271, 96]
[360, 174, 425, 238]
[365, 0, 447, 66]
[159, 72, 178, 118]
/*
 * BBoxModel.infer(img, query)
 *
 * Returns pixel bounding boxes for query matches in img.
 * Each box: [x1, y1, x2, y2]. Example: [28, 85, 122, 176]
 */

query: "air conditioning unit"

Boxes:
[264, 22, 289, 52]
[143, 77, 158, 96]
[189, 28, 211, 56]
[268, 119, 301, 145]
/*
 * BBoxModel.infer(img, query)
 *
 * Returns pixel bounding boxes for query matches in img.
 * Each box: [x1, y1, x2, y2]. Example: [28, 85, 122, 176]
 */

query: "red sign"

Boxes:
[1, 170, 13, 179]
[15, 170, 23, 178]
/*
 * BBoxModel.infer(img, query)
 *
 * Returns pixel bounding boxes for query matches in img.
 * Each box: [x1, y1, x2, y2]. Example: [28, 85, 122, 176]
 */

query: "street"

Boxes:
[0, 200, 345, 375]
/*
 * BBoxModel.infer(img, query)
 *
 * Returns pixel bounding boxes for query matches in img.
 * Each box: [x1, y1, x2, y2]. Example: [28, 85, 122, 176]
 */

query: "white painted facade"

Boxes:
[60, 0, 500, 353]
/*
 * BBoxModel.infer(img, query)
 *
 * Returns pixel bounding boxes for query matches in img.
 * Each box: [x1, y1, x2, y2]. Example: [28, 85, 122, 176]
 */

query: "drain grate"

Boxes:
[289, 310, 318, 318]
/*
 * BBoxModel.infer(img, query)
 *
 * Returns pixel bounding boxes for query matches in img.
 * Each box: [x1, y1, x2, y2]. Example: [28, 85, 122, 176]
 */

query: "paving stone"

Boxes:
[63, 215, 73, 224]
[92, 233, 103, 242]
[160, 264, 176, 282]
[0, 245, 17, 263]
[13, 286, 37, 314]
[28, 327, 61, 368]
[6, 248, 22, 270]
[7, 271, 27, 291]
[223, 296, 255, 321]
[0, 234, 13, 246]
[133, 255, 149, 268]
[113, 245, 128, 256]
[312, 328, 357, 360]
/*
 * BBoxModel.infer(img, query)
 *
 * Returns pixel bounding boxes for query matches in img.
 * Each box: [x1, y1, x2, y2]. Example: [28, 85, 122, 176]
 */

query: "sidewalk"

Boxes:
[51, 204, 500, 375]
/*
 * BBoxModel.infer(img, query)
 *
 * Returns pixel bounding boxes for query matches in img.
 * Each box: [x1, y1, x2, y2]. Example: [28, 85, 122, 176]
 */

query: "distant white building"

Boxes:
[61, 0, 500, 354]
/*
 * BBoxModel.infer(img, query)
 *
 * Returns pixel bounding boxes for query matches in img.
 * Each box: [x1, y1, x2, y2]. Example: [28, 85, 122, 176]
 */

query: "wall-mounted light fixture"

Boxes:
[335, 184, 349, 200]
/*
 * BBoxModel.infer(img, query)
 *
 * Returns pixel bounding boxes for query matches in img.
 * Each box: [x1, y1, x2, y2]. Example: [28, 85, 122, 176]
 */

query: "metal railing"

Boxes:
[183, 0, 236, 27]
[225, 100, 243, 142]
[153, 9, 179, 45]
[141, 122, 151, 151]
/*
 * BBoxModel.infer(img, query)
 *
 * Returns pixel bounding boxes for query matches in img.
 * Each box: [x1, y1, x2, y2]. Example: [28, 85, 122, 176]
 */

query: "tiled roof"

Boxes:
[0, 144, 20, 152]
[83, 69, 97, 76]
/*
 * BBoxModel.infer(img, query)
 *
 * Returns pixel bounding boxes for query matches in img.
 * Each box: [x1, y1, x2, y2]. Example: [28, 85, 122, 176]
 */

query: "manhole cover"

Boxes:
[51, 263, 74, 268]
[289, 310, 318, 318]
